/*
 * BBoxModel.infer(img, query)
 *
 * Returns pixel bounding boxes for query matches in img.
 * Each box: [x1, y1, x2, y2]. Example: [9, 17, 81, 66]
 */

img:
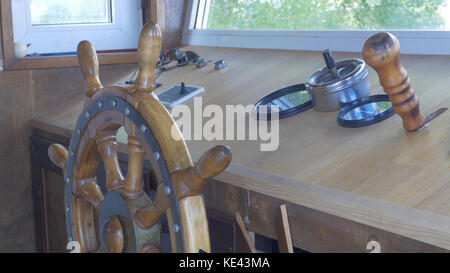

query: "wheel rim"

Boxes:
[46, 22, 232, 253]
[65, 95, 185, 252]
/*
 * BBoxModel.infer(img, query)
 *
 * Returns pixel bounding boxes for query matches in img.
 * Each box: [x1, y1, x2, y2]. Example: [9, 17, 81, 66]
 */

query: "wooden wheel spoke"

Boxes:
[173, 145, 232, 199]
[123, 136, 145, 198]
[74, 177, 104, 216]
[135, 183, 169, 229]
[135, 145, 232, 230]
[96, 135, 125, 191]
[48, 144, 68, 172]
[77, 40, 102, 97]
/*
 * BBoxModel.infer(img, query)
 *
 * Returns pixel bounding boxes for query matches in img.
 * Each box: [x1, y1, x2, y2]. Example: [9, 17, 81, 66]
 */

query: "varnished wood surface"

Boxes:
[32, 46, 450, 249]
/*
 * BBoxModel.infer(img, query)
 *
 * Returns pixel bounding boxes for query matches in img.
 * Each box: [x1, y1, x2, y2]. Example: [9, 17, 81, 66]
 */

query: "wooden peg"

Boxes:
[48, 143, 68, 171]
[362, 32, 426, 131]
[135, 22, 162, 93]
[173, 145, 232, 199]
[77, 40, 103, 97]
[103, 216, 124, 253]
[235, 212, 256, 253]
[275, 204, 294, 253]
[123, 136, 145, 199]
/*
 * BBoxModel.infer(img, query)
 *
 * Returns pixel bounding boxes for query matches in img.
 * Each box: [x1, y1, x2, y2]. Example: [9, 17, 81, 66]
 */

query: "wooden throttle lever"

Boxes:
[135, 145, 232, 229]
[135, 22, 162, 93]
[363, 32, 427, 131]
[77, 41, 103, 97]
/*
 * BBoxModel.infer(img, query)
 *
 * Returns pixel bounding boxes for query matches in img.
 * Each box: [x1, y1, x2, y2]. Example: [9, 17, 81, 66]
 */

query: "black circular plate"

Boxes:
[337, 94, 395, 128]
[254, 83, 312, 120]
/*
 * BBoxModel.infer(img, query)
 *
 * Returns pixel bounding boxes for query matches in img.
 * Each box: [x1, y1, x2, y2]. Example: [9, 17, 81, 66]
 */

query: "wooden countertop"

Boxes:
[32, 46, 450, 249]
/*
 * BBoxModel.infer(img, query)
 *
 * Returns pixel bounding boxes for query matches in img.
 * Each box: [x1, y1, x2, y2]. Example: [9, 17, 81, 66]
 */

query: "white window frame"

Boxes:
[12, 0, 143, 54]
[182, 0, 450, 55]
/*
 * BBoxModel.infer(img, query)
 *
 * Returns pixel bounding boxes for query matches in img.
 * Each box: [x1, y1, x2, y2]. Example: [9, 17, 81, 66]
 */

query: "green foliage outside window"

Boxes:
[206, 0, 448, 30]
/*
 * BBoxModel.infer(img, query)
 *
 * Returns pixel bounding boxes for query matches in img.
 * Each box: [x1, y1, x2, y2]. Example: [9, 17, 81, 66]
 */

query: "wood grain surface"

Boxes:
[31, 46, 450, 249]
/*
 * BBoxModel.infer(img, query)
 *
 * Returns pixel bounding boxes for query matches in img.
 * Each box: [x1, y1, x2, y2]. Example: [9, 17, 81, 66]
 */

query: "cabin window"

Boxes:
[12, 0, 143, 55]
[30, 0, 113, 26]
[183, 0, 450, 54]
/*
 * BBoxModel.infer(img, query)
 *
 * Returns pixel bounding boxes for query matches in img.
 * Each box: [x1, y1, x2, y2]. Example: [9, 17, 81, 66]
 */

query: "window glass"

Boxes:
[200, 0, 450, 31]
[30, 0, 112, 26]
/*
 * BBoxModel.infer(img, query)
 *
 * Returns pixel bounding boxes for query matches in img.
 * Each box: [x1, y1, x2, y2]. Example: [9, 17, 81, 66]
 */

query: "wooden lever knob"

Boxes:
[135, 22, 162, 93]
[362, 32, 426, 131]
[77, 40, 103, 97]
[48, 144, 68, 170]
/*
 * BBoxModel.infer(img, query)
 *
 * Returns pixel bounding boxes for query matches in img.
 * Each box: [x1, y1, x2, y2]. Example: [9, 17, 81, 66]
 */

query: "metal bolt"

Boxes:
[77, 128, 81, 135]
[154, 152, 160, 160]
[66, 207, 70, 212]
[85, 111, 90, 119]
[111, 100, 117, 108]
[140, 125, 147, 133]
[164, 186, 171, 195]
[66, 178, 70, 183]
[125, 108, 130, 116]
[98, 101, 103, 109]
[173, 224, 180, 233]
[70, 151, 75, 157]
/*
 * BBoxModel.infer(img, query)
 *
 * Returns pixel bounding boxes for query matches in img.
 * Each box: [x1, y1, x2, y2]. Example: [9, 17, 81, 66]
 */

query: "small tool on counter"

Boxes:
[214, 60, 227, 70]
[363, 32, 447, 132]
[196, 58, 208, 68]
[158, 82, 204, 108]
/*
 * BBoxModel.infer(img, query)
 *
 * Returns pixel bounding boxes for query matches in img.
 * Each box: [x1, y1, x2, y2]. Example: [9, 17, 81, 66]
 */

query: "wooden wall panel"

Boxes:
[164, 0, 187, 50]
[0, 70, 35, 252]
[31, 64, 136, 117]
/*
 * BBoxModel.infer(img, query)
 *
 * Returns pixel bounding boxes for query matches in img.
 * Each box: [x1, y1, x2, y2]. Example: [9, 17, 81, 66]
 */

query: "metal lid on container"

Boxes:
[306, 50, 368, 94]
